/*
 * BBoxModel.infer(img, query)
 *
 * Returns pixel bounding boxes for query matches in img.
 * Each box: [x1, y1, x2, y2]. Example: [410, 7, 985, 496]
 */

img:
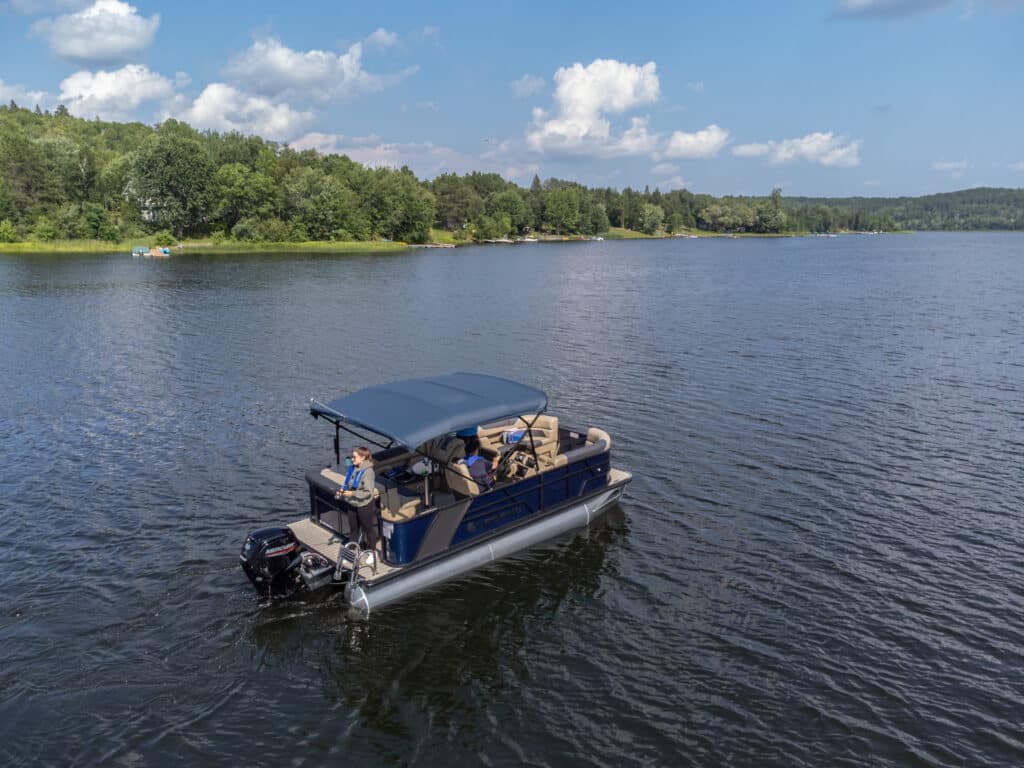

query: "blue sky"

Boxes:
[1, 0, 1022, 196]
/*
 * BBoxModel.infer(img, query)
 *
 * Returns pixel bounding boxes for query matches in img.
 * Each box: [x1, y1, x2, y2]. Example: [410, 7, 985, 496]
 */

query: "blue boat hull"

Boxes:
[346, 469, 630, 613]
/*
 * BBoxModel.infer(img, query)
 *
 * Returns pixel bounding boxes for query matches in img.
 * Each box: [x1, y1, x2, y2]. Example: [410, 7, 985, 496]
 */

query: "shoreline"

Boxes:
[0, 239, 411, 255]
[0, 229, 938, 255]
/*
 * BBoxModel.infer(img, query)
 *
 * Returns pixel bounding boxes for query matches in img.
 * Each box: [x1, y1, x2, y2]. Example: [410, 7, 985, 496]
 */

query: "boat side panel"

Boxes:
[352, 480, 627, 613]
[452, 451, 610, 546]
[415, 498, 473, 559]
[449, 477, 541, 547]
[386, 514, 433, 564]
[384, 450, 611, 560]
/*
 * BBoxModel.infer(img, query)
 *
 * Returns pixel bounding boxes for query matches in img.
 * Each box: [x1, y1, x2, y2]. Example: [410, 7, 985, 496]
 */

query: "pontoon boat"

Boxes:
[239, 373, 631, 613]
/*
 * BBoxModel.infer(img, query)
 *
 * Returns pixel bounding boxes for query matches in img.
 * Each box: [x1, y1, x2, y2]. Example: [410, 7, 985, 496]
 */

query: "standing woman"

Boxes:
[335, 446, 379, 564]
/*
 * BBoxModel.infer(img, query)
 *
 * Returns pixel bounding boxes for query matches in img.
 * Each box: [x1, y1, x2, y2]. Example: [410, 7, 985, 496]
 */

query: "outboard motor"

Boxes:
[240, 527, 302, 597]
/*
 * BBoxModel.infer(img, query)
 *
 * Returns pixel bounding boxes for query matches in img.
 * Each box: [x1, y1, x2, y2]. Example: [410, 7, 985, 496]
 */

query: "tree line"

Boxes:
[1, 103, 1022, 245]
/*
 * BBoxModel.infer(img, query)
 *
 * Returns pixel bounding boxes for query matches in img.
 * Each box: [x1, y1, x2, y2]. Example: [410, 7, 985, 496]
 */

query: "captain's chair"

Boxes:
[445, 460, 486, 497]
[516, 415, 559, 465]
[416, 435, 466, 467]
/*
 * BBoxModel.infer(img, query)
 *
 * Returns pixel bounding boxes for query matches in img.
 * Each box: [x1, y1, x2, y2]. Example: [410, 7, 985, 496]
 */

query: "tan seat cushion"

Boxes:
[381, 494, 422, 521]
[320, 467, 348, 486]
[446, 460, 484, 497]
[517, 415, 559, 465]
[586, 427, 611, 450]
[478, 415, 559, 457]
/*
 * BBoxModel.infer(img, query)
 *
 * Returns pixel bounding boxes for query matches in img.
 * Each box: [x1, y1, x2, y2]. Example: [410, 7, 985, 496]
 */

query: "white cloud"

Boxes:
[613, 116, 659, 156]
[526, 58, 660, 156]
[733, 132, 861, 166]
[837, 0, 1024, 20]
[511, 74, 545, 98]
[400, 100, 438, 113]
[664, 124, 729, 158]
[58, 64, 178, 119]
[225, 37, 416, 103]
[932, 159, 968, 170]
[650, 162, 679, 175]
[290, 133, 478, 177]
[5, 0, 88, 13]
[417, 26, 441, 45]
[831, 0, 952, 19]
[480, 139, 512, 159]
[31, 0, 159, 65]
[0, 78, 52, 109]
[364, 28, 398, 51]
[733, 142, 771, 157]
[176, 83, 314, 141]
[657, 175, 687, 190]
[686, 81, 705, 93]
[1010, 161, 1024, 172]
[503, 163, 541, 180]
[290, 132, 347, 152]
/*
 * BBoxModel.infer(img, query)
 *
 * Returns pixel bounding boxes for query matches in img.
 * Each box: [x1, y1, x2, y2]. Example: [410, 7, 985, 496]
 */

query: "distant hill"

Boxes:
[785, 187, 1024, 231]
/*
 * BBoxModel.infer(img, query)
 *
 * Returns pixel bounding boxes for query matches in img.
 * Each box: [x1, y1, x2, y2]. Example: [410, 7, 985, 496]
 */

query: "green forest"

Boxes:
[1, 103, 1022, 246]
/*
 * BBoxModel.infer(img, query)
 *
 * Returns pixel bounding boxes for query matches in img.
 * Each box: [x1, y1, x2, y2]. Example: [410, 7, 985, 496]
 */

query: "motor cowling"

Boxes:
[240, 526, 302, 597]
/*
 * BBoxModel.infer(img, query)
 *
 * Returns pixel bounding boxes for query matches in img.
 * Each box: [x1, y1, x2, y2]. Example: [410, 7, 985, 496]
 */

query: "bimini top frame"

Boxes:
[310, 372, 548, 452]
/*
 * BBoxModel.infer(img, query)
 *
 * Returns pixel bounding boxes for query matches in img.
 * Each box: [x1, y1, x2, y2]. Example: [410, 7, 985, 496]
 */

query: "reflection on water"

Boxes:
[1, 234, 1023, 766]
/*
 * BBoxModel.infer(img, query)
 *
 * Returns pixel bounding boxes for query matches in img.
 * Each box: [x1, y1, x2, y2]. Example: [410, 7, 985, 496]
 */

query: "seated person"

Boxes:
[462, 437, 499, 491]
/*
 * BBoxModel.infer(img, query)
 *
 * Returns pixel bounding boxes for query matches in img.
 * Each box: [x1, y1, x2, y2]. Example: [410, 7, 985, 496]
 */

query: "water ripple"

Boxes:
[1, 234, 1023, 766]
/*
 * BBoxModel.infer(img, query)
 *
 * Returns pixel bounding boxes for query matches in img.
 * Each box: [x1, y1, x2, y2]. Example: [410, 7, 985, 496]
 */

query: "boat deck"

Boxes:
[288, 518, 402, 580]
[607, 467, 630, 485]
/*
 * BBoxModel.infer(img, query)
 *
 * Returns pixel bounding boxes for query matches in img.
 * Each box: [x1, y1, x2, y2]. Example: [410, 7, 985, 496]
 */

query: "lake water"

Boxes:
[1, 233, 1022, 766]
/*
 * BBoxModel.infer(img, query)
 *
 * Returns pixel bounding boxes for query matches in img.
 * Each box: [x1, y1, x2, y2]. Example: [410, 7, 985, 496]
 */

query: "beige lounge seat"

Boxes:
[478, 414, 559, 466]
[376, 481, 424, 521]
[381, 496, 422, 522]
[586, 427, 611, 449]
[518, 415, 559, 465]
[552, 427, 611, 467]
[446, 460, 486, 497]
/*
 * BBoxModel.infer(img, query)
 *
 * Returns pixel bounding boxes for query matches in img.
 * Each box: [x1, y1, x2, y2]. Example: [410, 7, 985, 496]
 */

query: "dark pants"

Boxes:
[346, 501, 379, 551]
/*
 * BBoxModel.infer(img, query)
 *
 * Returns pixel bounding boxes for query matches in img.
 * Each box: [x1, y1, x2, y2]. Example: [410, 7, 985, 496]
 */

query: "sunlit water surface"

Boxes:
[1, 233, 1022, 766]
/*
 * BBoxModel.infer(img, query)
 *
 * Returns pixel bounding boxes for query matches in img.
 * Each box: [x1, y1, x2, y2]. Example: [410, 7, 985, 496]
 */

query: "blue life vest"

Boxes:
[342, 465, 367, 490]
[464, 455, 484, 467]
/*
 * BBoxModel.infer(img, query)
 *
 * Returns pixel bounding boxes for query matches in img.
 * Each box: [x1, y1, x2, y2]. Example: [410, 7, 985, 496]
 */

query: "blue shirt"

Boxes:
[464, 454, 492, 490]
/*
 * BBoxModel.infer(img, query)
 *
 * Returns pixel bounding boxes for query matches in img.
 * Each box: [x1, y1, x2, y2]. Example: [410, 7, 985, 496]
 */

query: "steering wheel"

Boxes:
[497, 444, 531, 479]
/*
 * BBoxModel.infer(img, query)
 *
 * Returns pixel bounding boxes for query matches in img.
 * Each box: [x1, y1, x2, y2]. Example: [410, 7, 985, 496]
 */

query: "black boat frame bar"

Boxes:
[314, 406, 546, 505]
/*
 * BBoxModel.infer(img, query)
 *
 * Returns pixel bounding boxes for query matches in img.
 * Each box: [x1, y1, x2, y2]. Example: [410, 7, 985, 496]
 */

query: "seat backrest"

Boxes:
[476, 423, 507, 453]
[586, 427, 611, 450]
[418, 434, 466, 465]
[517, 415, 559, 463]
[375, 480, 399, 517]
[477, 415, 561, 469]
[519, 414, 558, 433]
[445, 460, 483, 497]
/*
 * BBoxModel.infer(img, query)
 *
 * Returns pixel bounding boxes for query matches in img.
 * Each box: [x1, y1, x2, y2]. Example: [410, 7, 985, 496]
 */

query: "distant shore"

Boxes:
[0, 228, 930, 255]
[0, 239, 411, 255]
